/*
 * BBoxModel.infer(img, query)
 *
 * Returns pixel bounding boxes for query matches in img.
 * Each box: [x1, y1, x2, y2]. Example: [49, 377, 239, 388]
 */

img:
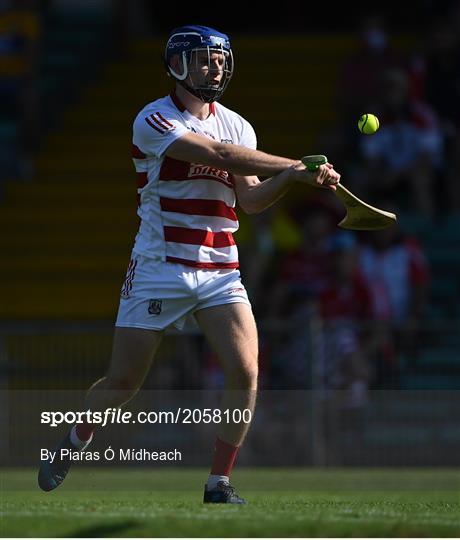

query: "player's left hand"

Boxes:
[290, 161, 340, 191]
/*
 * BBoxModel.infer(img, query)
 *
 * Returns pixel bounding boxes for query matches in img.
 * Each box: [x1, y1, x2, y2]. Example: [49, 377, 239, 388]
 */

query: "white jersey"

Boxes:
[131, 92, 257, 269]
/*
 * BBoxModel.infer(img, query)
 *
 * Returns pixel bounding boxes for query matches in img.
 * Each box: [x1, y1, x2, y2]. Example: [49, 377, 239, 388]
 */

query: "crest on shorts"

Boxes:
[148, 299, 162, 315]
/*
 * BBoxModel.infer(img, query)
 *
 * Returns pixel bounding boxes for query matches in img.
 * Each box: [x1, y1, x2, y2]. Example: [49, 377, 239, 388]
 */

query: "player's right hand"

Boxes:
[290, 161, 340, 190]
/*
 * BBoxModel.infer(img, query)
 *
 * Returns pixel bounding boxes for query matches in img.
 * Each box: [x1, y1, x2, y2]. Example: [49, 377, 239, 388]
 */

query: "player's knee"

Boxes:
[105, 374, 142, 397]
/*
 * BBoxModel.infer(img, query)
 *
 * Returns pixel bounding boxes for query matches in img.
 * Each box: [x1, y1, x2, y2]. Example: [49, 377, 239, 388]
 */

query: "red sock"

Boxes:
[75, 421, 95, 442]
[210, 437, 240, 476]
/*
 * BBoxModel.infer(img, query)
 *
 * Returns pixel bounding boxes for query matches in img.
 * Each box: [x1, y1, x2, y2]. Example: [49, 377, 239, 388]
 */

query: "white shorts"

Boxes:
[115, 254, 251, 331]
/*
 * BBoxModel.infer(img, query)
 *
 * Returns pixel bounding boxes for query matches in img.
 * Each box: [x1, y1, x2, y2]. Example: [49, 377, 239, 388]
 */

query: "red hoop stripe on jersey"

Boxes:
[145, 116, 164, 134]
[164, 226, 235, 248]
[166, 256, 239, 269]
[137, 171, 148, 189]
[162, 175, 233, 190]
[159, 156, 189, 179]
[132, 144, 146, 159]
[160, 197, 238, 221]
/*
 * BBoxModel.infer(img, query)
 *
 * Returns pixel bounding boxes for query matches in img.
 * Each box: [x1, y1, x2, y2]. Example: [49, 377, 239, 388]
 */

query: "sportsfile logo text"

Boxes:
[41, 408, 252, 428]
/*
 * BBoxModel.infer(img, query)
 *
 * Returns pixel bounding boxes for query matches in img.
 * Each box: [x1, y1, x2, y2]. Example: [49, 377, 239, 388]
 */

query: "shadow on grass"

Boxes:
[65, 519, 139, 538]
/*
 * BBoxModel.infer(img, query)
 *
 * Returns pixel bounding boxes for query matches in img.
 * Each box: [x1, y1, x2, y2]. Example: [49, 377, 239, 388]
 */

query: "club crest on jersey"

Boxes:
[188, 163, 232, 187]
[148, 299, 162, 315]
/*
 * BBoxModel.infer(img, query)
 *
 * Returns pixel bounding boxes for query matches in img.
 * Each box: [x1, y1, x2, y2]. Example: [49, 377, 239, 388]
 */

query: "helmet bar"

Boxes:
[168, 45, 233, 103]
[187, 46, 233, 103]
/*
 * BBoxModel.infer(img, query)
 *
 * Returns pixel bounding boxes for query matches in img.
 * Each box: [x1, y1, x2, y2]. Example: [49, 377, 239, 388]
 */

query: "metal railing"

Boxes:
[1, 317, 459, 467]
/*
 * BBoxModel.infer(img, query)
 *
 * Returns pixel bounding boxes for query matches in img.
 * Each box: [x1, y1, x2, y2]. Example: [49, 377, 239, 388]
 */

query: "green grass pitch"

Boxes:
[1, 468, 459, 537]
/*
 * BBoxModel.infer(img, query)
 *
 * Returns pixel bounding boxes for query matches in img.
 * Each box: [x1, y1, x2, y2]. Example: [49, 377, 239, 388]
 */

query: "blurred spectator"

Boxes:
[418, 17, 460, 212]
[262, 202, 339, 389]
[235, 207, 282, 316]
[307, 231, 383, 464]
[338, 14, 407, 124]
[353, 67, 444, 219]
[318, 14, 408, 169]
[315, 231, 378, 409]
[0, 0, 40, 185]
[357, 223, 430, 385]
[266, 200, 339, 322]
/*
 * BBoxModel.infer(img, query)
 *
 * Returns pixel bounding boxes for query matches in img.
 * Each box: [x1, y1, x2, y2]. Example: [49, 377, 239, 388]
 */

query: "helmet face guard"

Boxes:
[165, 26, 234, 103]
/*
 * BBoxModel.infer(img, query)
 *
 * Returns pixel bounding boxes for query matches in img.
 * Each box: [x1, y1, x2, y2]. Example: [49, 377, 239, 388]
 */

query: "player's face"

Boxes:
[188, 49, 225, 89]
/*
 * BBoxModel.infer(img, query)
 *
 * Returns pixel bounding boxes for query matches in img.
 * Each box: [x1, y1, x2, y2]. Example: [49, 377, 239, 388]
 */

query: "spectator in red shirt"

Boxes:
[358, 223, 430, 382]
[358, 225, 429, 325]
[266, 201, 339, 321]
[315, 231, 381, 407]
[311, 231, 385, 464]
[263, 203, 338, 389]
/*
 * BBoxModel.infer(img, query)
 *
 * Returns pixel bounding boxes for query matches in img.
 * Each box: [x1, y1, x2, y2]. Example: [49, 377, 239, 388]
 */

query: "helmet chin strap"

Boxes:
[179, 81, 218, 103]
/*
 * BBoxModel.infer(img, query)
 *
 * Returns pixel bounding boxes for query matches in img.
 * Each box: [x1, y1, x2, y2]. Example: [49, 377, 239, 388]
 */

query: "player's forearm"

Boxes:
[217, 144, 297, 176]
[241, 168, 296, 214]
[166, 133, 297, 175]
